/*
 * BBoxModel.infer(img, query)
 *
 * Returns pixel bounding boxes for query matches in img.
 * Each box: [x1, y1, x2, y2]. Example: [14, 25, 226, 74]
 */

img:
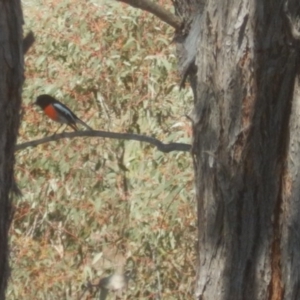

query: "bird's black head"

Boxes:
[35, 94, 56, 109]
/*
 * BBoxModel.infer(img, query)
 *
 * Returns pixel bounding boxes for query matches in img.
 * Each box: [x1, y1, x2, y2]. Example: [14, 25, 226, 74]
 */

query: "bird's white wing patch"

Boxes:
[53, 103, 75, 120]
[52, 102, 78, 125]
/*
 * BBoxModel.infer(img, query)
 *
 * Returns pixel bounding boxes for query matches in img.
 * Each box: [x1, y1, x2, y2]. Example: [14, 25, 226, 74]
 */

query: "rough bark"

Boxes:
[0, 0, 23, 298]
[173, 0, 300, 299]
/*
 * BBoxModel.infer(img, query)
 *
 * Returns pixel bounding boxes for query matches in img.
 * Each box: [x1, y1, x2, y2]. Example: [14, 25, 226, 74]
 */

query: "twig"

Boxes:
[23, 31, 35, 54]
[151, 246, 161, 300]
[116, 0, 182, 29]
[15, 130, 191, 153]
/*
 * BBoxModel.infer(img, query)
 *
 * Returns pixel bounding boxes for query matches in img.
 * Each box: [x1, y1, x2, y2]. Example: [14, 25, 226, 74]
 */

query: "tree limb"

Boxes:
[116, 0, 182, 29]
[15, 130, 191, 153]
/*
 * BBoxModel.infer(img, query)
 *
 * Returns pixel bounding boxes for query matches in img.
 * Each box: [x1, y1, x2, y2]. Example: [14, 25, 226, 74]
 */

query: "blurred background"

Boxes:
[10, 0, 196, 298]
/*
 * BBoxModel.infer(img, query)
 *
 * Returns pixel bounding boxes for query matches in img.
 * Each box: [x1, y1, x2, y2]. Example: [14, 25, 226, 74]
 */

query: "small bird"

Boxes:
[35, 94, 93, 131]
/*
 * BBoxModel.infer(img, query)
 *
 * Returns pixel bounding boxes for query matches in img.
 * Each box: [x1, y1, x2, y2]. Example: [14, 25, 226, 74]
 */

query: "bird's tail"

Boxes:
[76, 118, 93, 130]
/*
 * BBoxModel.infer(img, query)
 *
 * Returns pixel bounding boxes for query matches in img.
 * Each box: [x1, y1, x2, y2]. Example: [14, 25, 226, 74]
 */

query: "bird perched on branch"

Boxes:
[35, 94, 93, 131]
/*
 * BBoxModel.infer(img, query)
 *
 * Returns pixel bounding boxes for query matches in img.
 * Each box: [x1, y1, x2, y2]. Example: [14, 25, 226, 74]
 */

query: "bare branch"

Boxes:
[23, 31, 35, 54]
[116, 0, 182, 29]
[15, 130, 191, 153]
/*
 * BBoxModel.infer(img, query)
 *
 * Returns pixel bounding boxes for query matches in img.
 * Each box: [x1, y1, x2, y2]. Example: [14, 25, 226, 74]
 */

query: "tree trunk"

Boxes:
[174, 0, 300, 299]
[0, 1, 23, 298]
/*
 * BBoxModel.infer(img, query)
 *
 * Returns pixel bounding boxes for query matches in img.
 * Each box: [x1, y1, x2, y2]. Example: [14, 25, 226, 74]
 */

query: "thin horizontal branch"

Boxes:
[15, 130, 191, 153]
[117, 0, 182, 29]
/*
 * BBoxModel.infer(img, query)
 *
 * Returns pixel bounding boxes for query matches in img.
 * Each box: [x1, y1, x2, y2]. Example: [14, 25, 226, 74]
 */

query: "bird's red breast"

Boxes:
[44, 104, 59, 121]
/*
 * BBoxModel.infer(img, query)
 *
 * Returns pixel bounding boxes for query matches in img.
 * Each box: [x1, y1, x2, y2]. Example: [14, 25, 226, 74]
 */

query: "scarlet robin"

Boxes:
[35, 94, 93, 131]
